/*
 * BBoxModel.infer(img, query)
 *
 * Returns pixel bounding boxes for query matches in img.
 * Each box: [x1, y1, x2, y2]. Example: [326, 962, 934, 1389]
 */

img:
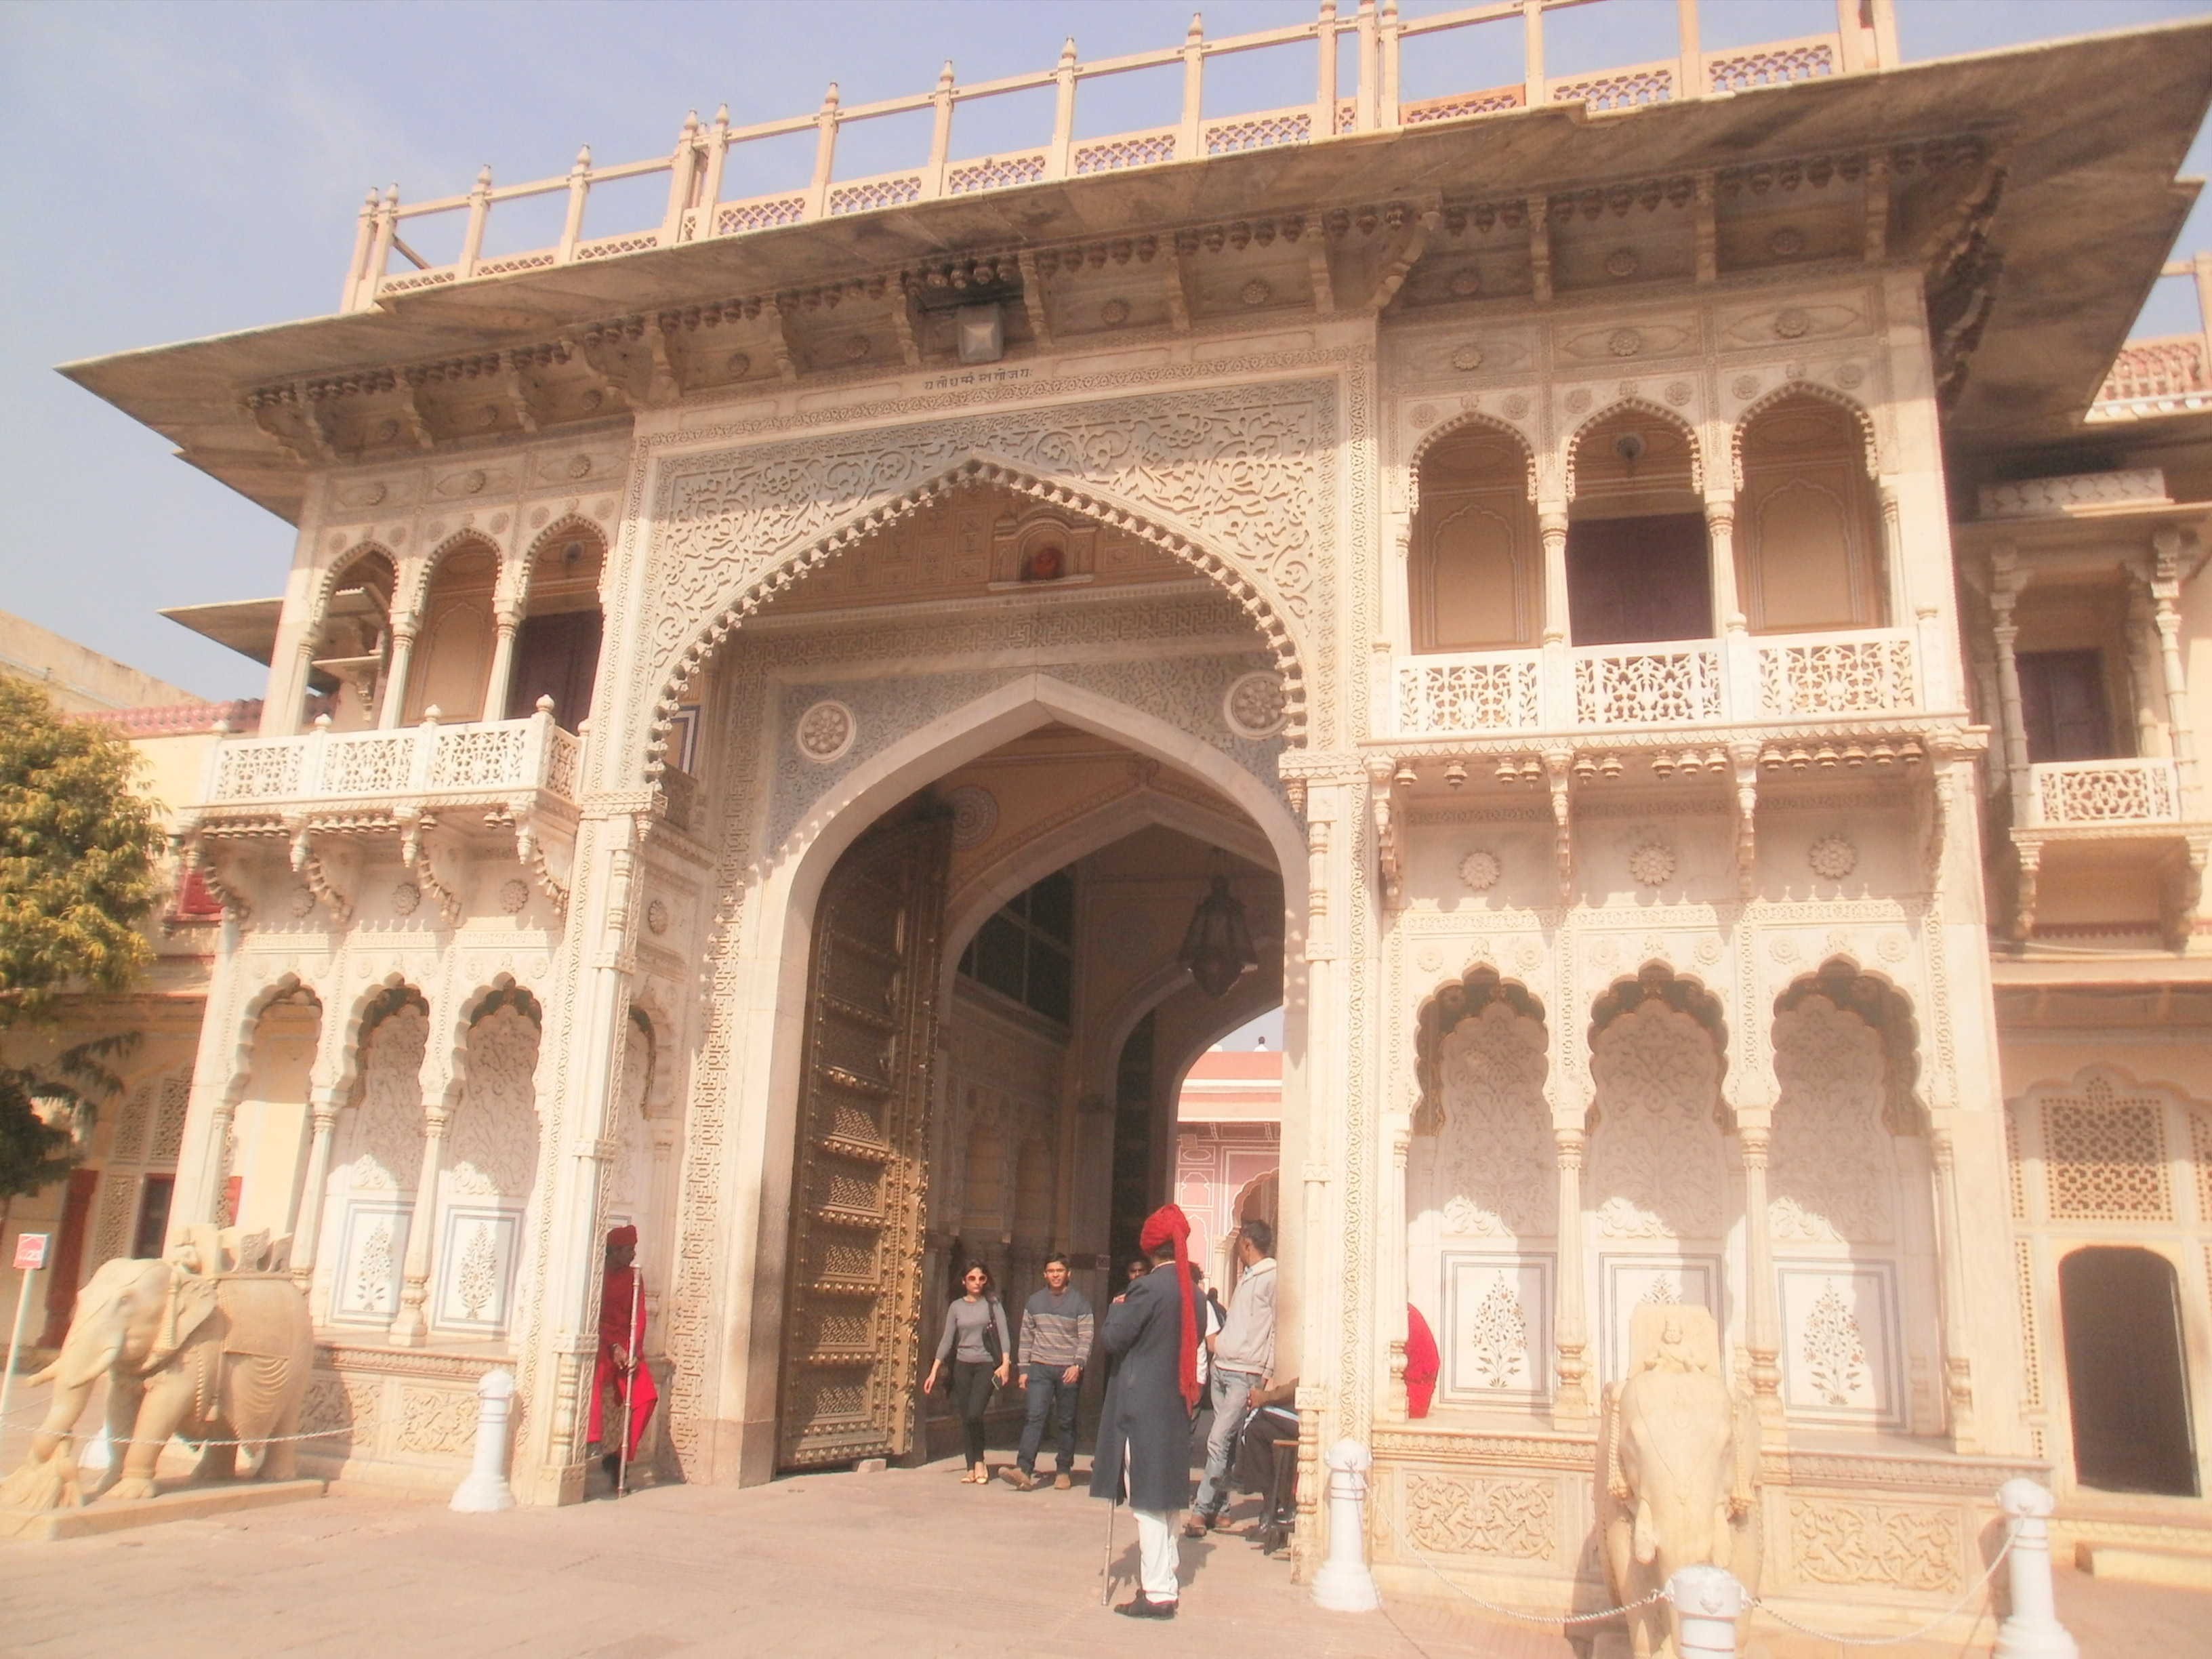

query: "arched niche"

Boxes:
[1766, 961, 1932, 1431]
[1584, 966, 1730, 1385]
[406, 537, 499, 722]
[228, 986, 322, 1242]
[1406, 968, 1553, 1409]
[1735, 394, 1884, 633]
[309, 548, 395, 730]
[2060, 1246, 2199, 1496]
[434, 985, 543, 1339]
[315, 984, 429, 1328]
[1410, 422, 1538, 653]
[510, 523, 607, 724]
[1565, 407, 1709, 647]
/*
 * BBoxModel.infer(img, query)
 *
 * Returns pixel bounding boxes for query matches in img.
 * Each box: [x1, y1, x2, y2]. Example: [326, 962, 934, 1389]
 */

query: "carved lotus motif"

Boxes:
[644, 897, 671, 935]
[392, 881, 421, 916]
[499, 879, 530, 914]
[1607, 327, 1644, 357]
[1223, 672, 1287, 739]
[1239, 279, 1273, 307]
[1458, 848, 1502, 892]
[1773, 308, 1813, 340]
[946, 785, 999, 849]
[795, 699, 857, 762]
[1626, 842, 1675, 888]
[1450, 342, 1485, 371]
[1807, 834, 1858, 881]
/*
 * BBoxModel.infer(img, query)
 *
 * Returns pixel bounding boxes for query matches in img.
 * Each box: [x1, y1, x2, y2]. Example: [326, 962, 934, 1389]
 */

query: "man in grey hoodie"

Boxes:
[1008, 1253, 1094, 1490]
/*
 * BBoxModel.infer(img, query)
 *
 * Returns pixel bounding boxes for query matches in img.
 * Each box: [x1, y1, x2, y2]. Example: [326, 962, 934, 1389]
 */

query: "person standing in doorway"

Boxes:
[1186, 1218, 1277, 1536]
[923, 1262, 1012, 1483]
[588, 1225, 658, 1488]
[1008, 1253, 1092, 1490]
[1092, 1204, 1204, 1620]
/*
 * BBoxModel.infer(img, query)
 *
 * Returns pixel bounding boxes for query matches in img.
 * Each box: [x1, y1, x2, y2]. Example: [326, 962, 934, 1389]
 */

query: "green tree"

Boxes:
[0, 677, 164, 1217]
[0, 676, 165, 1023]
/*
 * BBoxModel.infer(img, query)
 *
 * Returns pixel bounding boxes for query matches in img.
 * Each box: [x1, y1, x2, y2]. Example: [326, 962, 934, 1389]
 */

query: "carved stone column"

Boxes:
[1736, 1120, 1784, 1438]
[377, 621, 419, 729]
[1927, 1122, 1981, 1454]
[1986, 552, 2032, 821]
[1538, 506, 1572, 728]
[1551, 1126, 1591, 1423]
[484, 607, 523, 724]
[2127, 586, 2167, 760]
[2147, 533, 2200, 811]
[390, 1097, 451, 1346]
[288, 1086, 346, 1292]
[1704, 496, 1749, 718]
[1385, 1125, 1412, 1419]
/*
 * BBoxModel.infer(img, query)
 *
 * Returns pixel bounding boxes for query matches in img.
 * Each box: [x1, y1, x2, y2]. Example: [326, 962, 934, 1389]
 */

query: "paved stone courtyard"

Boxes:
[0, 1450, 2200, 1659]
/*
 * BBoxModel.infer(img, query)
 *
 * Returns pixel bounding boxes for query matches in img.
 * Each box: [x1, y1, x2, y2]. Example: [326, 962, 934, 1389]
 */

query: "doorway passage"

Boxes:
[2059, 1246, 2198, 1496]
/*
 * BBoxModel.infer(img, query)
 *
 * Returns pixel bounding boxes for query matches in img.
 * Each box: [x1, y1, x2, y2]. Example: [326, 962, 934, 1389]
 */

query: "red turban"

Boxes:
[1139, 1204, 1201, 1410]
[607, 1224, 638, 1248]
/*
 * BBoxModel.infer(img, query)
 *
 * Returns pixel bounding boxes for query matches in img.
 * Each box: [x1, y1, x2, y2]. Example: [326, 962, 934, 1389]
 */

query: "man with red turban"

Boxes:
[1091, 1204, 1204, 1620]
[588, 1225, 657, 1487]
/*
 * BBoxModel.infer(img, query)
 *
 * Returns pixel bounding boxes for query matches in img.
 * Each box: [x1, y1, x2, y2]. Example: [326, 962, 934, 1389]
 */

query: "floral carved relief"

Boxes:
[1404, 1473, 1555, 1559]
[448, 1005, 542, 1200]
[1769, 996, 1895, 1245]
[1588, 1000, 1725, 1240]
[1788, 1498, 1962, 1592]
[1421, 1004, 1553, 1239]
[344, 1006, 428, 1191]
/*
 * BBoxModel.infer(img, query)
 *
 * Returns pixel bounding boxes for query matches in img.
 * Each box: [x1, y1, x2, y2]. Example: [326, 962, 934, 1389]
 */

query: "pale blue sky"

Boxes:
[3, 0, 2208, 700]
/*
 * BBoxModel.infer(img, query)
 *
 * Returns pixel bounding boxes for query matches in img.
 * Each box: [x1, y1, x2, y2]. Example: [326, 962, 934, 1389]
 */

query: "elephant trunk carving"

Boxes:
[1595, 1305, 1763, 1659]
[1, 1227, 314, 1514]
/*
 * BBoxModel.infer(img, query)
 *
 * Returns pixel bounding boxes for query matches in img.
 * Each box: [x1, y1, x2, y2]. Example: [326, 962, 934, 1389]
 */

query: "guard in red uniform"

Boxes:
[588, 1224, 657, 1483]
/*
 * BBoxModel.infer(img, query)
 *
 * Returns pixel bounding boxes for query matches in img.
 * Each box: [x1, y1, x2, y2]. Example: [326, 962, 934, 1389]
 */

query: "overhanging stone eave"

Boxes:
[55, 17, 2212, 521]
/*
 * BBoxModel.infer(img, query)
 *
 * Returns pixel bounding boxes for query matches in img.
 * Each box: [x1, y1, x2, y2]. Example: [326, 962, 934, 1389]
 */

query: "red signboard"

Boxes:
[12, 1233, 49, 1271]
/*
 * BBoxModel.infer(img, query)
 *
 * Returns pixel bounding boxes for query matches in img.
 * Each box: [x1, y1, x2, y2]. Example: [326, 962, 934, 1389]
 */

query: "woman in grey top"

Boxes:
[923, 1262, 1012, 1483]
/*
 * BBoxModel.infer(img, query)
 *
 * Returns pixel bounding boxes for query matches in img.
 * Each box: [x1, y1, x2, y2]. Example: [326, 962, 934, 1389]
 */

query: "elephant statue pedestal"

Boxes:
[1, 1226, 323, 1536]
[1593, 1305, 1763, 1659]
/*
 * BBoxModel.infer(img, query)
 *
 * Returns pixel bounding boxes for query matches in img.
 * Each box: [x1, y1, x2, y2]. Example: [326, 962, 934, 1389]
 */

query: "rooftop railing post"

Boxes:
[806, 83, 840, 220]
[1678, 0, 1704, 98]
[1179, 14, 1205, 159]
[662, 110, 701, 244]
[459, 165, 493, 280]
[926, 62, 954, 199]
[1049, 38, 1078, 179]
[1865, 0, 1898, 69]
[558, 147, 590, 264]
[1355, 0, 1378, 131]
[364, 186, 398, 308]
[1314, 3, 1339, 138]
[344, 187, 379, 312]
[1377, 0, 1401, 129]
[1522, 0, 1547, 106]
[698, 106, 730, 235]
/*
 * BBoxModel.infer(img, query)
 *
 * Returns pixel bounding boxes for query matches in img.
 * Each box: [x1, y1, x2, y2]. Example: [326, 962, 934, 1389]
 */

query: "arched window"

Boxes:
[1410, 424, 1538, 652]
[509, 527, 606, 723]
[406, 539, 499, 722]
[310, 549, 394, 729]
[1566, 409, 1708, 645]
[1735, 396, 1883, 632]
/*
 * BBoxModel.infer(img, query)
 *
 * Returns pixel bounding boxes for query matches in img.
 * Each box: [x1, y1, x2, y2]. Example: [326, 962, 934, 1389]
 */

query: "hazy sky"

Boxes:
[3, 0, 2209, 700]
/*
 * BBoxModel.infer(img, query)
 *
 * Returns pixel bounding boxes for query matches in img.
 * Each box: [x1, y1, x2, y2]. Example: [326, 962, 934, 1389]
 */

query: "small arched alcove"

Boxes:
[1410, 422, 1539, 653]
[1735, 394, 1883, 634]
[1566, 408, 1708, 647]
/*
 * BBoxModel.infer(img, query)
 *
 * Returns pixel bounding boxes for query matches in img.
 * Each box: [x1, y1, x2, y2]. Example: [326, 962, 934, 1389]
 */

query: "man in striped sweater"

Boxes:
[1007, 1253, 1094, 1490]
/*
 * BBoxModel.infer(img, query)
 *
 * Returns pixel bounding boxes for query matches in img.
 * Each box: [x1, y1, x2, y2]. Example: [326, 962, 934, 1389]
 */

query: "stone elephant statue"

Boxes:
[1, 1230, 314, 1511]
[1594, 1305, 1762, 1659]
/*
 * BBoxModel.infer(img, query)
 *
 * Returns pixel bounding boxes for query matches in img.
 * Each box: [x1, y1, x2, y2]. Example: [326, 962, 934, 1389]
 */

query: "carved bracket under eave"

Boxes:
[1729, 741, 1761, 901]
[182, 831, 252, 924]
[1366, 759, 1403, 912]
[286, 823, 352, 924]
[1544, 749, 1574, 902]
[396, 811, 464, 926]
[510, 800, 573, 918]
[2164, 833, 2211, 952]
[2011, 834, 2043, 943]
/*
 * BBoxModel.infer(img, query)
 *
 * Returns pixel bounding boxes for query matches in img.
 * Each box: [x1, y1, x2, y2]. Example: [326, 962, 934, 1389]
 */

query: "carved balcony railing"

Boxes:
[1756, 628, 1918, 718]
[199, 707, 583, 813]
[1574, 644, 1723, 726]
[2021, 758, 2182, 829]
[340, 0, 1886, 310]
[1397, 650, 1543, 735]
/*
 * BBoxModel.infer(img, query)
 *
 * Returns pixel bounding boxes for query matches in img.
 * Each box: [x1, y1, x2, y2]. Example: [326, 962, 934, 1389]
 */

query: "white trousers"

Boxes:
[1132, 1506, 1182, 1600]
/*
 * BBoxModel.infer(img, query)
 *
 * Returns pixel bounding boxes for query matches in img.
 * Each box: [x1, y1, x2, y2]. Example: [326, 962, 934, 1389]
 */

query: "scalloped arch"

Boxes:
[401, 527, 504, 619]
[518, 514, 610, 607]
[1562, 398, 1705, 502]
[306, 543, 398, 644]
[220, 974, 323, 1106]
[643, 455, 1309, 777]
[1730, 382, 1881, 489]
[1404, 409, 1540, 527]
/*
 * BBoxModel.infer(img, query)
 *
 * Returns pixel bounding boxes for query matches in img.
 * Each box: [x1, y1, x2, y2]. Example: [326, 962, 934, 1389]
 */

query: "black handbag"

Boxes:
[981, 1298, 1005, 1370]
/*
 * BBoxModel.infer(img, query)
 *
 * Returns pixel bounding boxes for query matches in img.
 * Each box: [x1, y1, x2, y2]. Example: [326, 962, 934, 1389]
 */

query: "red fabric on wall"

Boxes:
[1404, 1304, 1440, 1419]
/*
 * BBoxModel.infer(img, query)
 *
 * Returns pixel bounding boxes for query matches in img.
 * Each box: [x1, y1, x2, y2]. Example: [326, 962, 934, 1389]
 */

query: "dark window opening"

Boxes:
[2020, 650, 2119, 763]
[132, 1175, 176, 1261]
[506, 609, 604, 724]
[2060, 1246, 2198, 1496]
[957, 868, 1075, 1024]
[1566, 514, 1712, 646]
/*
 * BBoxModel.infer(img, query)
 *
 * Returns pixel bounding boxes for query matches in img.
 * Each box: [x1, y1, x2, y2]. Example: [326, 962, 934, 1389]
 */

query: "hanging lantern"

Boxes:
[1179, 872, 1257, 998]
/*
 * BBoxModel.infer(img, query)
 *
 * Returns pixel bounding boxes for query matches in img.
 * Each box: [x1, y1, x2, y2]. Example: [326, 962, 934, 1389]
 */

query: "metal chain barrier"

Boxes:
[1746, 1523, 2015, 1650]
[1375, 1492, 1670, 1627]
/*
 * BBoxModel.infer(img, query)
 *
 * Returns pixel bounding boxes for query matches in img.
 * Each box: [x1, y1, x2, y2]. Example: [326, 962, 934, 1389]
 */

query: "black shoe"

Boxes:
[1115, 1594, 1177, 1620]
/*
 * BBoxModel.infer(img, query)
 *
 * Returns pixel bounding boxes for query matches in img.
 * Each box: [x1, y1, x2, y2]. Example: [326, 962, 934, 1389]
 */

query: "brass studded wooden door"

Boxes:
[777, 812, 953, 1469]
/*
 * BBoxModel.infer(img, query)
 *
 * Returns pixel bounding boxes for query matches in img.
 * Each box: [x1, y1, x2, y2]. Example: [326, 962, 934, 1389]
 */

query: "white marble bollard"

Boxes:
[1311, 1437, 1381, 1613]
[449, 1368, 518, 1513]
[1995, 1478, 2078, 1659]
[1668, 1564, 1748, 1659]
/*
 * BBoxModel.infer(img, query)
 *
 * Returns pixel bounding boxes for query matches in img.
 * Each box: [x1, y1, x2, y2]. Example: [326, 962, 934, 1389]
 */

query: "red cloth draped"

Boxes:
[1139, 1204, 1201, 1410]
[1404, 1304, 1440, 1419]
[589, 1264, 658, 1458]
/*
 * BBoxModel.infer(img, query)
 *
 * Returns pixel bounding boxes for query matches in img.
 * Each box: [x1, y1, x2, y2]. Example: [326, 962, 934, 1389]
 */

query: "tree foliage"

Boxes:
[0, 1035, 133, 1205]
[0, 676, 165, 1026]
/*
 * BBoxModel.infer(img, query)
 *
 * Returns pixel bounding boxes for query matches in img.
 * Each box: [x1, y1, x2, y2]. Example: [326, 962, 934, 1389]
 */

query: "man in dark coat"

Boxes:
[1091, 1203, 1203, 1620]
